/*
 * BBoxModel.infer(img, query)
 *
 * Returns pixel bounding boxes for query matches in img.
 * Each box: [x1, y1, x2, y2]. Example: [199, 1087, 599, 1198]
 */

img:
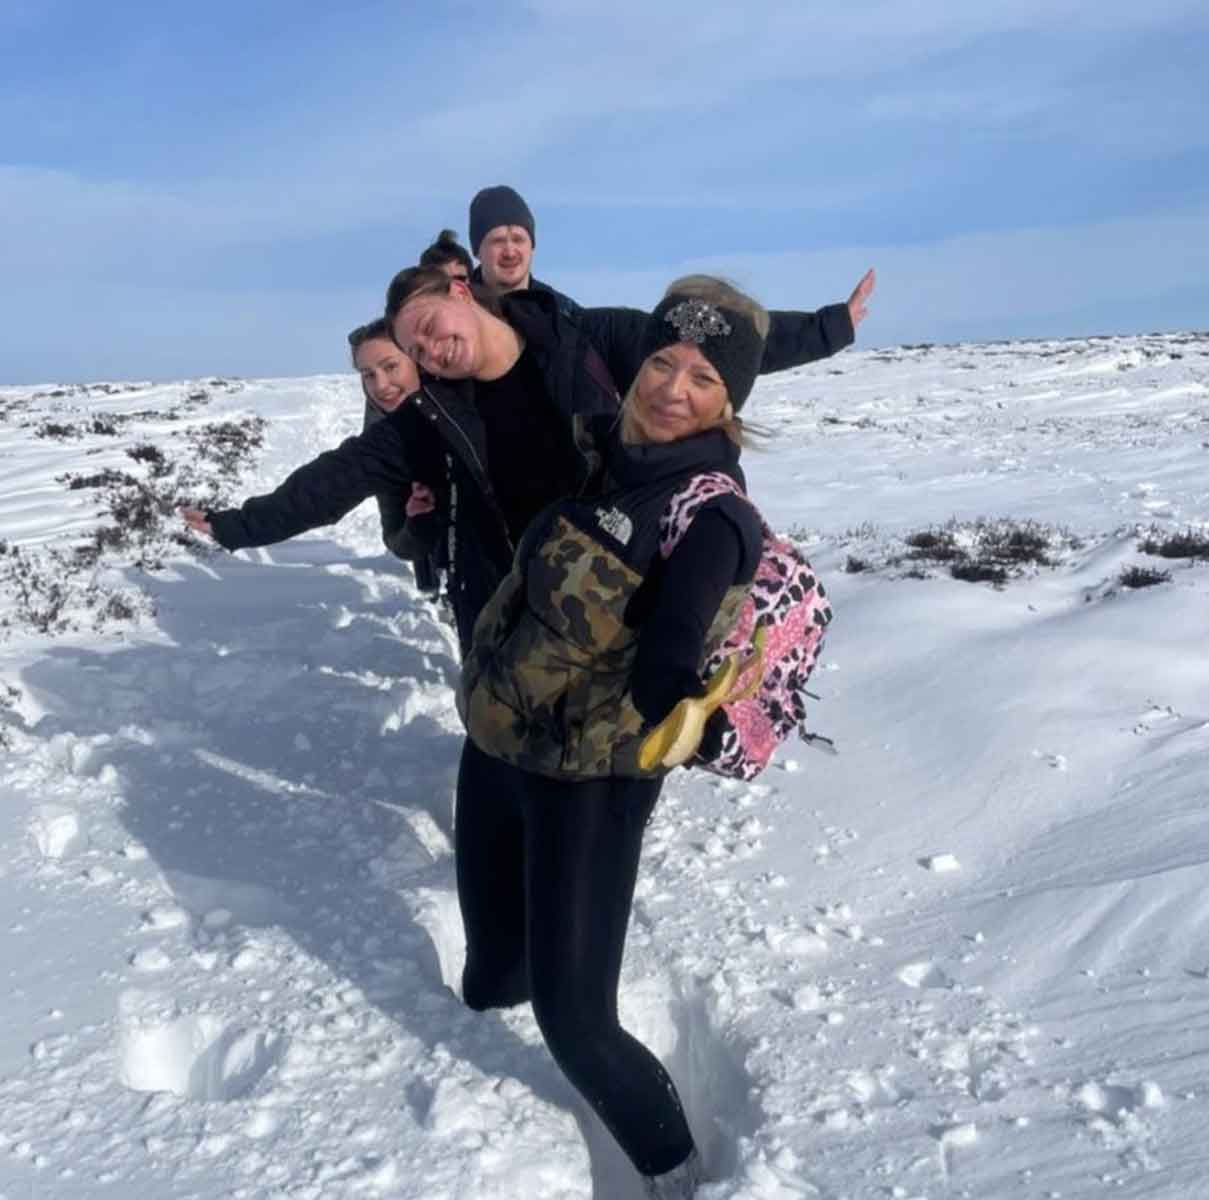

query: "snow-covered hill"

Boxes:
[1, 331, 1207, 1198]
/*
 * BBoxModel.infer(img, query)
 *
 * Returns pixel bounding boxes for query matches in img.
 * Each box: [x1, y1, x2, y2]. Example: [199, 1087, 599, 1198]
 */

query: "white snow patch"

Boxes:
[920, 853, 961, 873]
[119, 1008, 284, 1100]
[28, 806, 84, 860]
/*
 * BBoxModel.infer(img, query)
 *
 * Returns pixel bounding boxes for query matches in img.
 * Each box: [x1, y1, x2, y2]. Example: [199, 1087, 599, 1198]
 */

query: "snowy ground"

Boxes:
[1, 330, 1207, 1199]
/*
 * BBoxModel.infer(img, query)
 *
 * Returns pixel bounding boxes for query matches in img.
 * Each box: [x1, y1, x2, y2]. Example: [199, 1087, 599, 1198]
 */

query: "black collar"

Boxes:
[499, 289, 561, 353]
[602, 423, 742, 489]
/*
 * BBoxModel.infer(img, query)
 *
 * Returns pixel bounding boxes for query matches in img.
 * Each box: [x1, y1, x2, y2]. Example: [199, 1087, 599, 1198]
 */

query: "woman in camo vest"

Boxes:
[457, 277, 769, 1200]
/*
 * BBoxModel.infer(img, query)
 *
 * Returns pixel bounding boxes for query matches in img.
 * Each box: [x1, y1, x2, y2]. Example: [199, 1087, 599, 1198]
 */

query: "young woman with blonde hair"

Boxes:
[453, 277, 773, 1197]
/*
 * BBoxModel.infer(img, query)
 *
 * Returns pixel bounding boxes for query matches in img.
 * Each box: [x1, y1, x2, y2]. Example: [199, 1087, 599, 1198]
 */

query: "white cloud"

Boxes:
[155, 0, 1203, 212]
[0, 165, 436, 275]
[518, 0, 1206, 76]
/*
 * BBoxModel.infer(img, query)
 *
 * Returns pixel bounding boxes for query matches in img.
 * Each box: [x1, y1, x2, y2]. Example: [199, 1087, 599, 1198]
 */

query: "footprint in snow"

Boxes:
[1072, 1079, 1164, 1128]
[29, 805, 86, 861]
[896, 961, 955, 990]
[618, 970, 761, 1180]
[406, 886, 466, 1000]
[918, 853, 961, 873]
[931, 1120, 978, 1177]
[1069, 1080, 1164, 1168]
[1131, 703, 1181, 735]
[1031, 749, 1068, 771]
[117, 994, 286, 1101]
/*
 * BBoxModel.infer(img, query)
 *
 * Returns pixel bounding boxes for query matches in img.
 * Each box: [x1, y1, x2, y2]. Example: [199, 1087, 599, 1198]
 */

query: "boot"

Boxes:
[641, 1148, 703, 1199]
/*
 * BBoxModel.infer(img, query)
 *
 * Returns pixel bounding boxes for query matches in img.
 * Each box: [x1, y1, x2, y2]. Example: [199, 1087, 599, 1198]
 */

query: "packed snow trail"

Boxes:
[2, 332, 1209, 1197]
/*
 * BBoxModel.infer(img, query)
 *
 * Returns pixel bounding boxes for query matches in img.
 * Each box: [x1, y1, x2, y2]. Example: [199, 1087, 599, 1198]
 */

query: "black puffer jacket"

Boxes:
[361, 397, 448, 591]
[206, 289, 853, 652]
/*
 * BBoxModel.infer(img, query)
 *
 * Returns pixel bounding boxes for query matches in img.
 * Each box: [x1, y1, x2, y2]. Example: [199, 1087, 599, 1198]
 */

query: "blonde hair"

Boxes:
[622, 275, 771, 447]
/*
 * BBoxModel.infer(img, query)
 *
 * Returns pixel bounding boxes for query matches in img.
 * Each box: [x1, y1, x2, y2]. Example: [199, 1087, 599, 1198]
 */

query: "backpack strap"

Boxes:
[582, 343, 622, 410]
[659, 471, 747, 559]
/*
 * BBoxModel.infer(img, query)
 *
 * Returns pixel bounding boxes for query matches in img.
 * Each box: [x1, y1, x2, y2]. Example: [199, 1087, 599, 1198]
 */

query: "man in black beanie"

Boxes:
[468, 185, 582, 319]
[469, 185, 535, 290]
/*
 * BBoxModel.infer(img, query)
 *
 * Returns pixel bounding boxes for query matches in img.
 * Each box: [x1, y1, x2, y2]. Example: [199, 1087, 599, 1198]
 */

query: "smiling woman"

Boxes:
[348, 317, 419, 413]
[622, 276, 771, 446]
[388, 271, 518, 381]
[346, 317, 443, 593]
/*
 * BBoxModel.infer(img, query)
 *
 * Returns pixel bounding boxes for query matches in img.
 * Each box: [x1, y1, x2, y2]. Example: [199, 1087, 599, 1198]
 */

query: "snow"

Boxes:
[1, 330, 1208, 1197]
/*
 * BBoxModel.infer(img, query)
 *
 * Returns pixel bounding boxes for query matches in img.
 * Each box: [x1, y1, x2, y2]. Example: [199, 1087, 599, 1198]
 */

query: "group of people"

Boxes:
[183, 185, 875, 1199]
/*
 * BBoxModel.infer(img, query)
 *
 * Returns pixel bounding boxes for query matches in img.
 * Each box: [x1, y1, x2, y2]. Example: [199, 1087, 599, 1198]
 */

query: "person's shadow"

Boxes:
[20, 539, 649, 1197]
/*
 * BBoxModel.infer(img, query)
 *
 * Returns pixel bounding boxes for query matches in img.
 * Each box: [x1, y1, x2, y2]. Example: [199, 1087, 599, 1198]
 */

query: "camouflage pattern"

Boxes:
[460, 510, 748, 780]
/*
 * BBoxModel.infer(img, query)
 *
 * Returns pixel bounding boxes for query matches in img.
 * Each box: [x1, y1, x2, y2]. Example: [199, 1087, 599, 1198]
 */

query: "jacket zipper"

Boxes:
[419, 384, 514, 555]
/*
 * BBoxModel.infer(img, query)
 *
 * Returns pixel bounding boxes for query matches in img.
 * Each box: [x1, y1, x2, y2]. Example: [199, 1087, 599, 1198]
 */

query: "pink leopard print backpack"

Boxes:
[659, 473, 833, 780]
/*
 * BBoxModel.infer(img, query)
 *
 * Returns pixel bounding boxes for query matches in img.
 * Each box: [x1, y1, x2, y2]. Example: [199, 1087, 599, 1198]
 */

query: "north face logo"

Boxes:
[595, 506, 633, 546]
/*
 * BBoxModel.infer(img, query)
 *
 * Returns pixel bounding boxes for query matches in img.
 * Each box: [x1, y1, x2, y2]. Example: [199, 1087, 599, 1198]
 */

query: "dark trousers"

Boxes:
[455, 738, 695, 1176]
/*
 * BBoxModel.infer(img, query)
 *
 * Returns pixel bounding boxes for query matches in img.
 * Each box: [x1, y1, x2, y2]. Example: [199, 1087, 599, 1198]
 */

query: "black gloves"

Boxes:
[631, 667, 705, 727]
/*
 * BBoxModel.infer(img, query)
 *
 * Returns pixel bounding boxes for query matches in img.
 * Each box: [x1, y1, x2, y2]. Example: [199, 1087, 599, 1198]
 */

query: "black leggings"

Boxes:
[455, 738, 695, 1176]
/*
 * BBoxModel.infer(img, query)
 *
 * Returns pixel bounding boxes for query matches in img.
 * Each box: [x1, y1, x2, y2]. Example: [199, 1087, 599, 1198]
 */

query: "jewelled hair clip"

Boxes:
[664, 299, 732, 343]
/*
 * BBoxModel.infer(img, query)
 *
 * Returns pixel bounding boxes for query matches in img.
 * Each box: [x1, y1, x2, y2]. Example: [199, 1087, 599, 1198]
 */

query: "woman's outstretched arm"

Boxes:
[761, 268, 876, 374]
[182, 417, 416, 551]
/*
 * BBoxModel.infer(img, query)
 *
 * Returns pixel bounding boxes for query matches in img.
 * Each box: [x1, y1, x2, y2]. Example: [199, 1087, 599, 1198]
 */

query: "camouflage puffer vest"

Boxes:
[459, 436, 751, 781]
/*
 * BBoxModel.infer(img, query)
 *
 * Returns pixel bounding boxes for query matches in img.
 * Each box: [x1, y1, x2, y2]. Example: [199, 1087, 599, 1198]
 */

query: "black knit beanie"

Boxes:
[639, 294, 765, 412]
[469, 186, 536, 256]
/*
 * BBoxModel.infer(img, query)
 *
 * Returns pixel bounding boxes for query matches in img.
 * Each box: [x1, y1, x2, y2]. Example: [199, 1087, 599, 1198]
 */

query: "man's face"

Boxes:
[478, 225, 533, 294]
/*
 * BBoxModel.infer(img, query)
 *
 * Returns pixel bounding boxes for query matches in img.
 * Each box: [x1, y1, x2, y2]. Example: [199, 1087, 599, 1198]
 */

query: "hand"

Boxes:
[847, 267, 876, 329]
[633, 668, 705, 727]
[406, 483, 436, 518]
[180, 507, 214, 538]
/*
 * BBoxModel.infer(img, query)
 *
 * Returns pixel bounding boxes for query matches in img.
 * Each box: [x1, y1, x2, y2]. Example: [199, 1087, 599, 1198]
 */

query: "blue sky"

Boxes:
[3, 0, 1207, 383]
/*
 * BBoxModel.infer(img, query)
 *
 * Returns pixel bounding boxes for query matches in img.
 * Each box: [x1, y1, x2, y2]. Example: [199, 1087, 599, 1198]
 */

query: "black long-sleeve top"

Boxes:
[630, 505, 753, 726]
